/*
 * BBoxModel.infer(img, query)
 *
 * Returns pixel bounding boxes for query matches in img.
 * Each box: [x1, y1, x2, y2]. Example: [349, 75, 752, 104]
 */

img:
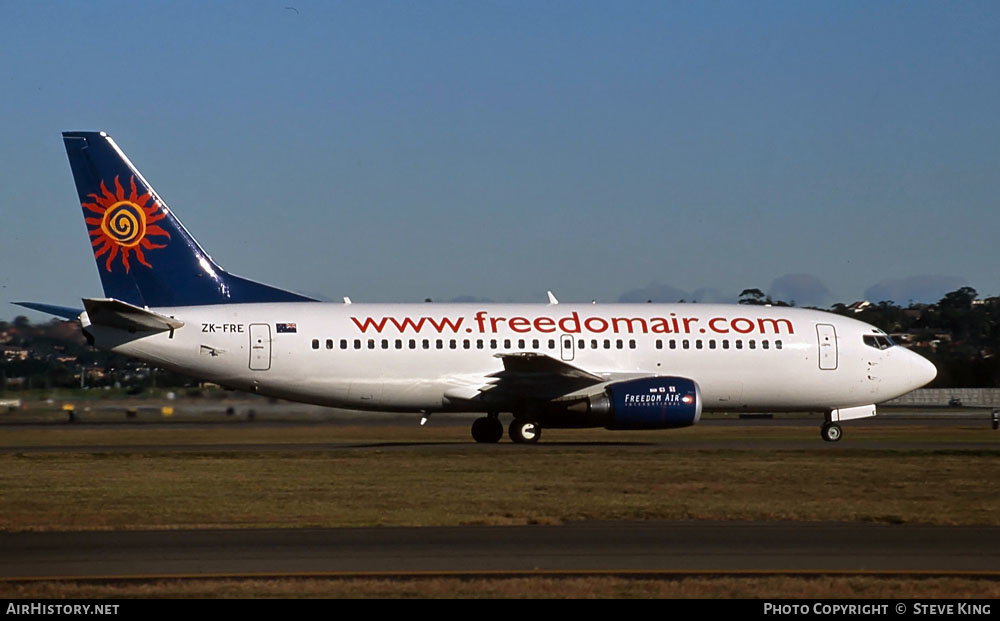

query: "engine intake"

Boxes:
[589, 376, 702, 429]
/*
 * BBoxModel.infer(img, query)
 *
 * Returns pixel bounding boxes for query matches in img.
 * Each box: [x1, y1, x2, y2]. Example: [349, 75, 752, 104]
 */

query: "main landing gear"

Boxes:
[470, 413, 542, 444]
[471, 414, 503, 443]
[508, 419, 541, 444]
[821, 422, 842, 442]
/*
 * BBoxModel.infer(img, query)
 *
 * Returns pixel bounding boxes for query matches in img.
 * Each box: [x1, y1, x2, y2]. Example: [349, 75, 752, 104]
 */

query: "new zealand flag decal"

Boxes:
[276, 323, 297, 333]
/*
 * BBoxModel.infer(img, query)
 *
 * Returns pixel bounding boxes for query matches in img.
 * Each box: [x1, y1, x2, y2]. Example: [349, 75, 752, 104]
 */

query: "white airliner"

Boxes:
[18, 132, 937, 443]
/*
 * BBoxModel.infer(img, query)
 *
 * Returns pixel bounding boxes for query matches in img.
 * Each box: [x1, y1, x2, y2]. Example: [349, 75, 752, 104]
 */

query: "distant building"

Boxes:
[1, 346, 29, 361]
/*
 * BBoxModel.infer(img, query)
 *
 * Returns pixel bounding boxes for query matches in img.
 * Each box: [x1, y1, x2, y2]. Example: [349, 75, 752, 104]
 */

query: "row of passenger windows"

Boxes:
[657, 338, 782, 350]
[311, 337, 783, 351]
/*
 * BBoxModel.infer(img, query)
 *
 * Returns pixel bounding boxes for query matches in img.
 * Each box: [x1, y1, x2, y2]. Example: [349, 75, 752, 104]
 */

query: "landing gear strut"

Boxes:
[821, 422, 842, 442]
[471, 413, 503, 443]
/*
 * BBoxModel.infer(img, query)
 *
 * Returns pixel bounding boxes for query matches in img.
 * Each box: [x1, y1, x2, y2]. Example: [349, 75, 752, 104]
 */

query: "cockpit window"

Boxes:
[863, 334, 895, 350]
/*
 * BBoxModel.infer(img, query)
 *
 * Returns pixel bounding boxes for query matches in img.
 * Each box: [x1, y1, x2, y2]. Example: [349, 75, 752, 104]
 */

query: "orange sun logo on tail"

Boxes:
[83, 175, 171, 272]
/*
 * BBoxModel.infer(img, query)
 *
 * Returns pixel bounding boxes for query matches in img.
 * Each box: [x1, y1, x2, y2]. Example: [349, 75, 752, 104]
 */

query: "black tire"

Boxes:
[509, 419, 541, 444]
[472, 416, 503, 443]
[821, 423, 842, 442]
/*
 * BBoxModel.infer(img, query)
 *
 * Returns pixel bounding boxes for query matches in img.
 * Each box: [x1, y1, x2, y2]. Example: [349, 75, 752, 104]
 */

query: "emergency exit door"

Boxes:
[560, 334, 575, 361]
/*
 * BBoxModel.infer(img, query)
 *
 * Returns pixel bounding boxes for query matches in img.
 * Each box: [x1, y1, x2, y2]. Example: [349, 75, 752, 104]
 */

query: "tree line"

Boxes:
[740, 286, 1000, 387]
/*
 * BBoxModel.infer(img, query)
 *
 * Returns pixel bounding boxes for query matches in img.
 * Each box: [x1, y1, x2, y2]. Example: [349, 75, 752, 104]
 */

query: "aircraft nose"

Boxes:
[908, 349, 937, 388]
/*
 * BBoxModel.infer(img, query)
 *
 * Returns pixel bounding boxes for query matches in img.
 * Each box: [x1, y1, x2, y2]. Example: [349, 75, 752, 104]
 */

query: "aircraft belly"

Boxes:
[377, 380, 448, 409]
[699, 380, 743, 405]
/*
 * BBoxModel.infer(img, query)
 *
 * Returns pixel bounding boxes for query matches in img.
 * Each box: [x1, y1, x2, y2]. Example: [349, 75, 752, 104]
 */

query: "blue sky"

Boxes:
[2, 1, 998, 318]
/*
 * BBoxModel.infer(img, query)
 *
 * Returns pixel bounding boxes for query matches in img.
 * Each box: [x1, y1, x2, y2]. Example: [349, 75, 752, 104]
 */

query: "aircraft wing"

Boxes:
[490, 352, 604, 382]
[443, 352, 608, 404]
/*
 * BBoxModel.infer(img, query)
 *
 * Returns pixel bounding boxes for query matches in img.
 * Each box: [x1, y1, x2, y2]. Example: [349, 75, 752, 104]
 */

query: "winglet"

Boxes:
[547, 291, 559, 305]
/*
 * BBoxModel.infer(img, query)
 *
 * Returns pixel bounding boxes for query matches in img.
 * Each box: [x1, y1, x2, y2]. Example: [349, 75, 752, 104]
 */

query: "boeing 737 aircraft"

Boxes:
[18, 132, 937, 443]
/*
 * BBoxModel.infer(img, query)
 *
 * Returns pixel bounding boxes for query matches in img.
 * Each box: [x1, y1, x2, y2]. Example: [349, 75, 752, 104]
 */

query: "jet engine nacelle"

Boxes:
[588, 376, 702, 430]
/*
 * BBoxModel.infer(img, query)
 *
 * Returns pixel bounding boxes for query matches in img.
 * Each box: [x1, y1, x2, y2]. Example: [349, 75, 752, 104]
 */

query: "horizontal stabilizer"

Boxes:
[12, 302, 84, 320]
[83, 298, 185, 332]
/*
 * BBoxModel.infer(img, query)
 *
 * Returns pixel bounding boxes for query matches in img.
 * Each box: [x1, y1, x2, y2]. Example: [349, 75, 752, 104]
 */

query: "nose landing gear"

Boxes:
[821, 422, 842, 442]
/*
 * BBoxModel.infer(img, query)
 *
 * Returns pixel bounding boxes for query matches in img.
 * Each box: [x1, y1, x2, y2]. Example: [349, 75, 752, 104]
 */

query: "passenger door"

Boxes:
[249, 323, 271, 370]
[816, 324, 837, 370]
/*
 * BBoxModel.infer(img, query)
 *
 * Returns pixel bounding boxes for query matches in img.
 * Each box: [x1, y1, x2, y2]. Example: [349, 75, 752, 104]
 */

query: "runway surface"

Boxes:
[2, 439, 997, 453]
[3, 413, 997, 454]
[2, 522, 998, 579]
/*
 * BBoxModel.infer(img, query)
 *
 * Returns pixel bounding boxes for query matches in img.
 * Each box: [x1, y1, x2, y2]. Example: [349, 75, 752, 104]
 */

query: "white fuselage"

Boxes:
[84, 302, 936, 416]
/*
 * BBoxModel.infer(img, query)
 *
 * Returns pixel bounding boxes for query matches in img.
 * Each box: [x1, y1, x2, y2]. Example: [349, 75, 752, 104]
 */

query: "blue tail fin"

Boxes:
[63, 132, 315, 307]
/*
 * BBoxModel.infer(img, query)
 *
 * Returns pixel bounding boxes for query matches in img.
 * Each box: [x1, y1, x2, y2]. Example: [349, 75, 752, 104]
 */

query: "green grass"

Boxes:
[0, 424, 997, 531]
